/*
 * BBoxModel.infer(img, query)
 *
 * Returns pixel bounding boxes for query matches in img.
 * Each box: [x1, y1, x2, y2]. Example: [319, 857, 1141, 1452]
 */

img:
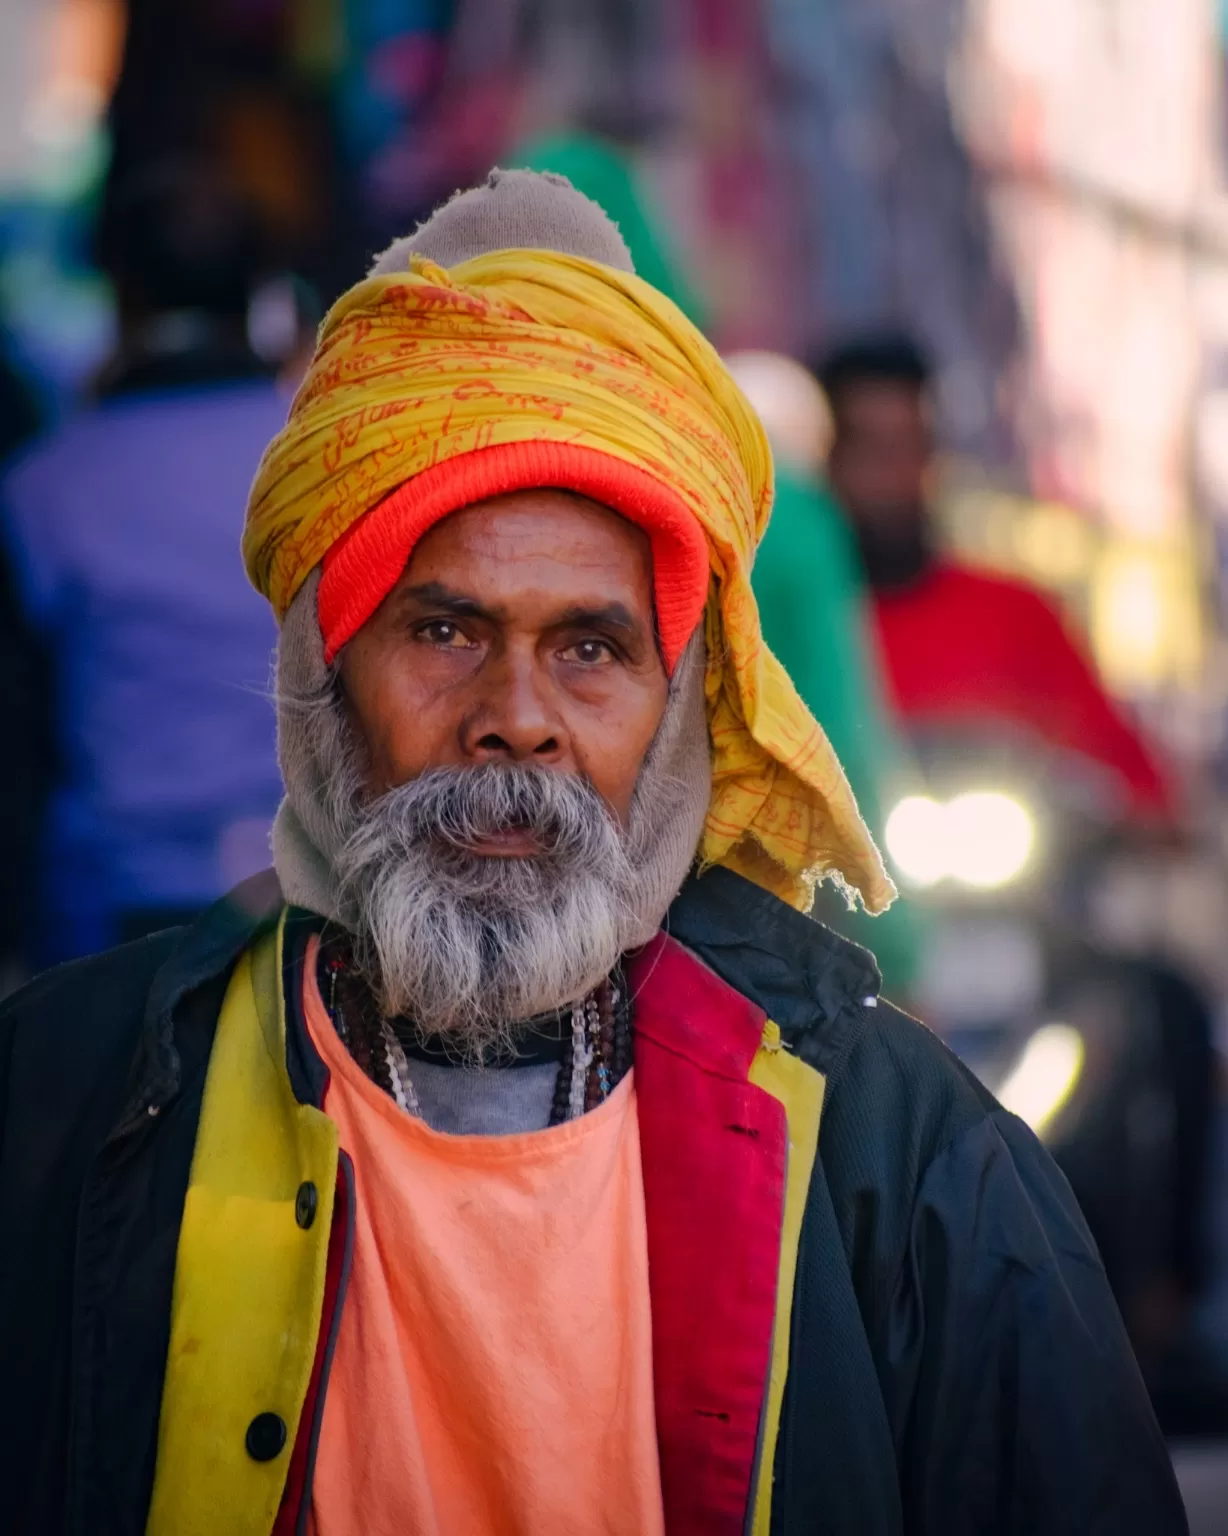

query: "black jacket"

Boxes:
[0, 866, 1186, 1534]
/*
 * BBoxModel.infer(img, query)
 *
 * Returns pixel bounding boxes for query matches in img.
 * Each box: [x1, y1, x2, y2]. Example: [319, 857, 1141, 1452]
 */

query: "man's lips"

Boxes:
[453, 828, 542, 857]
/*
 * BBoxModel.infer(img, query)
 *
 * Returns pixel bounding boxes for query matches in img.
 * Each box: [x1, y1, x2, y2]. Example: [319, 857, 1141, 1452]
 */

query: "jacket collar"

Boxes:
[133, 861, 882, 1119]
[664, 865, 881, 1085]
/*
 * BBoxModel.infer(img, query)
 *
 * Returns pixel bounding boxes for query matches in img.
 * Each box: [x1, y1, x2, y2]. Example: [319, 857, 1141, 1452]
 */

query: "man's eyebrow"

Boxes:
[399, 585, 645, 637]
[553, 602, 644, 635]
[397, 582, 501, 621]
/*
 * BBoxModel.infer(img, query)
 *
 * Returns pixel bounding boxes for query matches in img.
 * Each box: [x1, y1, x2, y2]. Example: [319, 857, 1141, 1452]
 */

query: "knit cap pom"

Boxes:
[369, 167, 636, 276]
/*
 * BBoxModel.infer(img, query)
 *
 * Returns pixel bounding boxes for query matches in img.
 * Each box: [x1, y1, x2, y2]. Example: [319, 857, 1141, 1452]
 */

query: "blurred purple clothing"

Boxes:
[1, 379, 288, 960]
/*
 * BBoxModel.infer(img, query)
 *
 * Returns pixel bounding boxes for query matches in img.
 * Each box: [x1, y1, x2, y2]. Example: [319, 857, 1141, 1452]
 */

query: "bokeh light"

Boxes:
[995, 1023, 1085, 1136]
[886, 790, 1035, 889]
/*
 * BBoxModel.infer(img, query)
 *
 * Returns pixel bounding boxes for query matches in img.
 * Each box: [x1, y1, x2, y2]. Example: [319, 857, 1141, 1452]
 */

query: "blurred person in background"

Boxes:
[514, 130, 709, 328]
[0, 163, 287, 965]
[821, 334, 1224, 1426]
[820, 334, 1178, 819]
[727, 348, 922, 993]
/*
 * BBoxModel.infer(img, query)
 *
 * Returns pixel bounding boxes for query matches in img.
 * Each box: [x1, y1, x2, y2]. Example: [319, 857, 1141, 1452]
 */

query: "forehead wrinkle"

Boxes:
[420, 492, 654, 575]
[409, 546, 653, 616]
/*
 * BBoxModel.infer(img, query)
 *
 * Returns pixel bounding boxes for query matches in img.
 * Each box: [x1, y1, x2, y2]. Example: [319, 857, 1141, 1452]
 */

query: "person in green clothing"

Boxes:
[756, 471, 890, 816]
[740, 375, 920, 991]
[512, 130, 917, 988]
[513, 131, 707, 328]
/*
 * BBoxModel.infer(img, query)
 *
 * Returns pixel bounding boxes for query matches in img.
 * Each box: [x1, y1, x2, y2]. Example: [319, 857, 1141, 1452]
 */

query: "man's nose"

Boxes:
[460, 647, 568, 765]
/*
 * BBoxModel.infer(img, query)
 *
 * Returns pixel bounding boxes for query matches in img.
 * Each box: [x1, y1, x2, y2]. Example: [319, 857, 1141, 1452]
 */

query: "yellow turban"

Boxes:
[245, 249, 894, 914]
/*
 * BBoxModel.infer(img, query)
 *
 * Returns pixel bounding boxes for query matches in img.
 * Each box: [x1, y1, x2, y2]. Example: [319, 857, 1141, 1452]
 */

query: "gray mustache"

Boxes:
[368, 764, 619, 860]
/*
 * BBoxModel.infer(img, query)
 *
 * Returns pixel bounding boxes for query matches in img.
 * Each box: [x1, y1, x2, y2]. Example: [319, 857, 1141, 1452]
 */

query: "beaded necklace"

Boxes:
[317, 936, 631, 1126]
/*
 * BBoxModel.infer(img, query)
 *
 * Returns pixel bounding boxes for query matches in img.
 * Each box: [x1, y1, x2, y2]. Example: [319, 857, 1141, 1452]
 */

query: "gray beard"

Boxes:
[272, 571, 713, 1058]
[328, 759, 649, 1057]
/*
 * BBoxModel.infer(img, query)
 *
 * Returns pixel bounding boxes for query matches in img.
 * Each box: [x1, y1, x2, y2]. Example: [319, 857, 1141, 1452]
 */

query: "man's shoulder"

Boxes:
[3, 382, 288, 505]
[2, 873, 283, 1104]
[1, 928, 184, 1039]
[821, 991, 996, 1197]
[0, 930, 190, 1214]
[2, 410, 127, 500]
[932, 560, 1063, 624]
[0, 931, 186, 1129]
[666, 865, 996, 1178]
[0, 879, 283, 1207]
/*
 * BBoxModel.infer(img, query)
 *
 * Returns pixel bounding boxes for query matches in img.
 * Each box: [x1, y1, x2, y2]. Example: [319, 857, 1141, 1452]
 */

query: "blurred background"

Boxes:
[2, 0, 1228, 1519]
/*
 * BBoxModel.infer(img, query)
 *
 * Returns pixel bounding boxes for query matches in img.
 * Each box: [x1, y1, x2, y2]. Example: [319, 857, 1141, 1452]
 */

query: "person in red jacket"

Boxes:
[819, 335, 1175, 819]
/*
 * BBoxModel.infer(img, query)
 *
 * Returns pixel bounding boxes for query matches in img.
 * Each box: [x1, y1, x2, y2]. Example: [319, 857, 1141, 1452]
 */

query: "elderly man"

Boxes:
[0, 173, 1184, 1536]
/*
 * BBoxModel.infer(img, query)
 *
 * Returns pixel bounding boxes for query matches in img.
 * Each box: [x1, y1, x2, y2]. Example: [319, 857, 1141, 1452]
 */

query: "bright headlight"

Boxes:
[945, 791, 1034, 888]
[884, 796, 947, 887]
[995, 1023, 1084, 1135]
[885, 790, 1035, 889]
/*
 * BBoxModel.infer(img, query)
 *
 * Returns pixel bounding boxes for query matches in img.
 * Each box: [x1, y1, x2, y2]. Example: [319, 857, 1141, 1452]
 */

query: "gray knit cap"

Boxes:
[369, 167, 635, 277]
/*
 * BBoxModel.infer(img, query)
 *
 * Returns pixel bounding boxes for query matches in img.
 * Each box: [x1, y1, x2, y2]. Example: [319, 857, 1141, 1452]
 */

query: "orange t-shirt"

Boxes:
[302, 941, 666, 1536]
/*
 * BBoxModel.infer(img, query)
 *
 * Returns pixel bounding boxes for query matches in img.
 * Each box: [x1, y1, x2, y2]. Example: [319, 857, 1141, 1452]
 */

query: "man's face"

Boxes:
[338, 489, 670, 829]
[316, 488, 682, 1045]
[827, 380, 932, 540]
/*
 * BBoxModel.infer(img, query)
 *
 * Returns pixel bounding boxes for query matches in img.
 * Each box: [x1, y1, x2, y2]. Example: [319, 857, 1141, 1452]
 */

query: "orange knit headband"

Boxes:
[318, 440, 711, 671]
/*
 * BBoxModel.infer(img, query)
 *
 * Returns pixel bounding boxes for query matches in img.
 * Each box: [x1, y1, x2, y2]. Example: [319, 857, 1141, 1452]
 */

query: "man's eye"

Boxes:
[417, 620, 473, 648]
[563, 638, 616, 665]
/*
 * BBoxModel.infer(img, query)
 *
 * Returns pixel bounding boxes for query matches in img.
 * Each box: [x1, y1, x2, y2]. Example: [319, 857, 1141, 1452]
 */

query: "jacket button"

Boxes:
[295, 1181, 318, 1229]
[245, 1412, 287, 1462]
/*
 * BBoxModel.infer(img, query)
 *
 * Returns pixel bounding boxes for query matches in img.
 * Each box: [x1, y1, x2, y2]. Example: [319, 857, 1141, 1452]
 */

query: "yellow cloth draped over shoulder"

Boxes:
[243, 248, 893, 914]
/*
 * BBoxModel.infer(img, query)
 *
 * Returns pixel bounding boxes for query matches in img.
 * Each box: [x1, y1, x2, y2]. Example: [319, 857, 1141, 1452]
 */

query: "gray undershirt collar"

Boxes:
[401, 1058, 561, 1136]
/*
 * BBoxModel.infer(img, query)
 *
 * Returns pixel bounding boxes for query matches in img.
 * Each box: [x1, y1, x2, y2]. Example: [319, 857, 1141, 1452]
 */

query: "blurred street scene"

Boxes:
[2, 0, 1228, 1518]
